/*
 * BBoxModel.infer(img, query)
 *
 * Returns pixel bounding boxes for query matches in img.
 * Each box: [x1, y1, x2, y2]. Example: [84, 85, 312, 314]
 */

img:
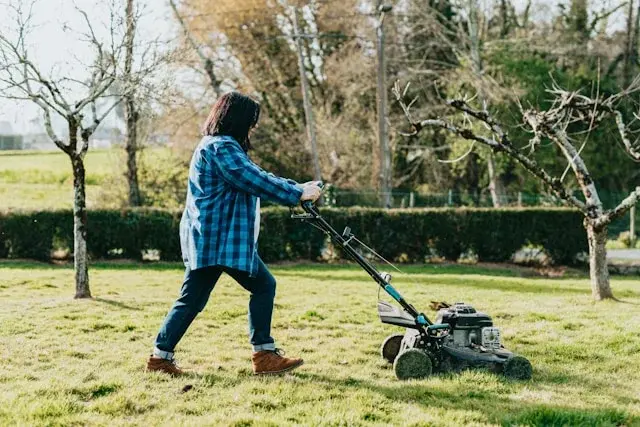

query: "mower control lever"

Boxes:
[427, 323, 450, 331]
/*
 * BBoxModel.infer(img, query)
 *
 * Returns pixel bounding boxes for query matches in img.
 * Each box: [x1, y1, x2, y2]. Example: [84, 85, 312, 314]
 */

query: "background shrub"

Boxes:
[0, 207, 587, 264]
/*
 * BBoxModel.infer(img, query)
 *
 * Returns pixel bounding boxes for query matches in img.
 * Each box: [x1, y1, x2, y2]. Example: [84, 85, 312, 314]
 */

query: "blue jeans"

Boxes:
[154, 255, 276, 357]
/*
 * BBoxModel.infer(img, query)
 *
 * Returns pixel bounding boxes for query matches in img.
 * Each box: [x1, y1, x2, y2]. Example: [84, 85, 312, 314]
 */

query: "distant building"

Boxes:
[0, 120, 170, 151]
[22, 133, 53, 151]
[90, 125, 122, 149]
[0, 121, 12, 135]
[0, 121, 23, 150]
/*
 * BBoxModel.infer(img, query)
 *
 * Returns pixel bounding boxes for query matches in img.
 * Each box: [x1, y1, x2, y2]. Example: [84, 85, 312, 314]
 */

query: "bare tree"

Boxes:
[394, 79, 640, 301]
[121, 0, 175, 207]
[0, 1, 131, 298]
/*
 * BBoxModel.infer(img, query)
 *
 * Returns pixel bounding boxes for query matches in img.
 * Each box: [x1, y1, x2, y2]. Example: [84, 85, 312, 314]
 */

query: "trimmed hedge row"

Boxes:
[0, 208, 587, 264]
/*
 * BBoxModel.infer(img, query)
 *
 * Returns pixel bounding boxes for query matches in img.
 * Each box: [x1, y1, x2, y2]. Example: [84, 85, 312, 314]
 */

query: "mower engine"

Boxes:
[436, 303, 501, 351]
[378, 300, 532, 381]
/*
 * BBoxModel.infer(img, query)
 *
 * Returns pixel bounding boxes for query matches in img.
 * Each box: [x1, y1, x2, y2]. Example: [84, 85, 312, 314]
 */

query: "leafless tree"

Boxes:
[121, 0, 178, 207]
[0, 1, 133, 298]
[394, 78, 640, 301]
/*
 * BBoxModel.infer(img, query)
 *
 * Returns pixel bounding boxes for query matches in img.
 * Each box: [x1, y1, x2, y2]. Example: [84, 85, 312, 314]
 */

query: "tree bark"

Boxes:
[124, 0, 142, 207]
[623, 0, 636, 86]
[585, 220, 613, 300]
[72, 154, 91, 299]
[125, 99, 141, 206]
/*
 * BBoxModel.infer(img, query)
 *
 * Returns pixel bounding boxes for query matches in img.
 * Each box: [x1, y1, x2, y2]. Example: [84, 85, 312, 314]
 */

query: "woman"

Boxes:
[147, 92, 322, 376]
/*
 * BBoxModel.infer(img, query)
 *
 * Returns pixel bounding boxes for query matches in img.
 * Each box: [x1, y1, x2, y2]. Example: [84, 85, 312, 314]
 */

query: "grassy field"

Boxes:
[0, 150, 119, 210]
[0, 148, 175, 210]
[1, 262, 639, 426]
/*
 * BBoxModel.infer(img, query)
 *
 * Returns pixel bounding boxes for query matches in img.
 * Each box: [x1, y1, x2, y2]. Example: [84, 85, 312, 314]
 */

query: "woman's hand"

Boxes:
[300, 183, 322, 202]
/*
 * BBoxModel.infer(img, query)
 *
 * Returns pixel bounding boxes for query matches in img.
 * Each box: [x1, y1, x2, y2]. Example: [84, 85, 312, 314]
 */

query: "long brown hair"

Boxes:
[202, 91, 261, 151]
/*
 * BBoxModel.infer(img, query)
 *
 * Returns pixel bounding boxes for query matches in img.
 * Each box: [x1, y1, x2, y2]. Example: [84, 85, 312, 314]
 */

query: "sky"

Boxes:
[0, 0, 628, 135]
[0, 0, 177, 134]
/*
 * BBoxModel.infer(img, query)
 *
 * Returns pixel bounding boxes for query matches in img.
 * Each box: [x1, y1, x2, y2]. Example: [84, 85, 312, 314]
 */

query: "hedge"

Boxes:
[0, 207, 587, 264]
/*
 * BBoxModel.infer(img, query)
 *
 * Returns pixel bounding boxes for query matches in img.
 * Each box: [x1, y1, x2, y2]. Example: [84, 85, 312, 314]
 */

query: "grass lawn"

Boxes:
[0, 149, 119, 185]
[0, 148, 171, 210]
[1, 262, 639, 426]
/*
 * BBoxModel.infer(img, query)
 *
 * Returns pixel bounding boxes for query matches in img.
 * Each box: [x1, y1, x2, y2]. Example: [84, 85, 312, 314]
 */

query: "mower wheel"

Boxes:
[503, 355, 532, 380]
[393, 348, 432, 380]
[381, 334, 404, 363]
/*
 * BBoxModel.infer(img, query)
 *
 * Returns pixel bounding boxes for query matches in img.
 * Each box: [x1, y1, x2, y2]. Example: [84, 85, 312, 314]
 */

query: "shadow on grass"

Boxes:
[286, 371, 634, 426]
[275, 270, 603, 296]
[273, 262, 550, 278]
[94, 297, 141, 311]
[0, 260, 588, 278]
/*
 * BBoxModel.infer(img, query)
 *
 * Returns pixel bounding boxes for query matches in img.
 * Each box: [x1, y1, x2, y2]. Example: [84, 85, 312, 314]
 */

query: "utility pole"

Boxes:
[376, 2, 392, 208]
[631, 204, 637, 248]
[292, 6, 322, 182]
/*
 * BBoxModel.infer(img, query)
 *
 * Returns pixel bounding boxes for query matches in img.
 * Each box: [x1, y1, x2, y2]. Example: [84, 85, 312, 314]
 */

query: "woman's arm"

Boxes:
[267, 172, 298, 187]
[211, 142, 303, 206]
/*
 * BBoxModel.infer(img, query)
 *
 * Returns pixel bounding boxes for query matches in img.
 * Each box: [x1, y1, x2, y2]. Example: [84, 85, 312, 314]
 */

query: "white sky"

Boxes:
[0, 0, 628, 134]
[0, 0, 177, 134]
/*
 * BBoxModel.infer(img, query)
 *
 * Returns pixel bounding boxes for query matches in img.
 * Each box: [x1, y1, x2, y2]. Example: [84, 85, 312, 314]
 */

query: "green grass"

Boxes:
[0, 149, 118, 185]
[0, 148, 171, 210]
[0, 183, 106, 210]
[1, 262, 639, 426]
[607, 239, 640, 250]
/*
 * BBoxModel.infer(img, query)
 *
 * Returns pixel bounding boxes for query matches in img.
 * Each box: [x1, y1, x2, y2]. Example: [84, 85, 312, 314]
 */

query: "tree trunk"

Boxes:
[125, 99, 141, 206]
[585, 221, 613, 300]
[72, 155, 91, 299]
[124, 0, 142, 207]
[569, 0, 589, 43]
[623, 0, 636, 86]
[499, 0, 510, 38]
[487, 152, 507, 207]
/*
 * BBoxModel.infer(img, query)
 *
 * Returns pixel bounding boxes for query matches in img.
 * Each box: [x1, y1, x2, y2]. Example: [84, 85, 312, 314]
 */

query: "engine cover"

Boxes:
[435, 302, 493, 330]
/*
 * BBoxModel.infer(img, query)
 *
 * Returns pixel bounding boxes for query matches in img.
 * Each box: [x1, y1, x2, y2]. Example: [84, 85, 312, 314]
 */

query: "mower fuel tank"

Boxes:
[377, 301, 420, 329]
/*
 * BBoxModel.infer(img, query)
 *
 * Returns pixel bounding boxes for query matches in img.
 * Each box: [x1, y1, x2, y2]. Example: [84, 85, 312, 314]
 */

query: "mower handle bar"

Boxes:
[294, 187, 437, 330]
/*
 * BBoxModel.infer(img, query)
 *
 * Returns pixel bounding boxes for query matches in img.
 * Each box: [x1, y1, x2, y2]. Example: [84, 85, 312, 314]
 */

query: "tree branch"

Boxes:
[589, 2, 628, 34]
[599, 186, 640, 226]
[40, 104, 69, 154]
[168, 0, 221, 95]
[615, 110, 640, 161]
[393, 86, 587, 212]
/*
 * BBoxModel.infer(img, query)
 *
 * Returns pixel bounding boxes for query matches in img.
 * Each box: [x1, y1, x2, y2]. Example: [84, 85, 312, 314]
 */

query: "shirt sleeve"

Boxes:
[211, 141, 303, 207]
[266, 171, 298, 187]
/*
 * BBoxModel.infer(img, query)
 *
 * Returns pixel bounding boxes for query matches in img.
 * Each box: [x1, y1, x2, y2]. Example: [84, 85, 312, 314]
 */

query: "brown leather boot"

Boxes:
[252, 349, 303, 375]
[146, 356, 185, 377]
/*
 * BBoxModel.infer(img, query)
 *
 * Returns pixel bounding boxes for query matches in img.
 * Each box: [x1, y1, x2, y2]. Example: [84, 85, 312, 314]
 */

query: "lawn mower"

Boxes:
[291, 198, 532, 381]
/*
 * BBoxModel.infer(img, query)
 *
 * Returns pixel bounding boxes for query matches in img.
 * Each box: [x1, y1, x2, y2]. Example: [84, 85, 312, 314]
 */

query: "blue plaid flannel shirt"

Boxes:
[179, 135, 303, 276]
